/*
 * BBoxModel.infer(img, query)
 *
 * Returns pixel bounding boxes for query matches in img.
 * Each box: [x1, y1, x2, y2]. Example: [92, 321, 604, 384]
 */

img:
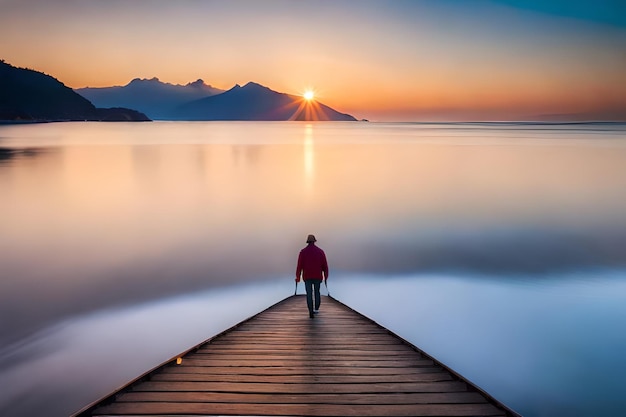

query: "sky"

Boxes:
[1, 0, 625, 121]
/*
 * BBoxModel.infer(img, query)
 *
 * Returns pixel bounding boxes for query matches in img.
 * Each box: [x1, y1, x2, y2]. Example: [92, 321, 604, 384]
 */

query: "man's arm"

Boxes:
[321, 251, 329, 281]
[295, 251, 303, 282]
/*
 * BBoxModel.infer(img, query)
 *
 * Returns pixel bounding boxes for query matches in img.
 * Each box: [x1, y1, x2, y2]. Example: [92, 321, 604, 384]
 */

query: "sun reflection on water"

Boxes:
[303, 123, 315, 194]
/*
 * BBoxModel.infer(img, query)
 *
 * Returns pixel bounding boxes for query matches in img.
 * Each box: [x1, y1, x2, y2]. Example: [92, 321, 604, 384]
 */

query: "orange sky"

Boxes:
[1, 0, 625, 121]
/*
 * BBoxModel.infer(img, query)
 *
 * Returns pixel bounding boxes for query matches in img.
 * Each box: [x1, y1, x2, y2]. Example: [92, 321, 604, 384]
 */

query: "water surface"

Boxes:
[1, 121, 625, 416]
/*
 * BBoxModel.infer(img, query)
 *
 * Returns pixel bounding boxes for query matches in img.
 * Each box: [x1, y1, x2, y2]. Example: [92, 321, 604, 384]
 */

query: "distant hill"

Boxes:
[76, 78, 224, 120]
[173, 82, 357, 121]
[0, 60, 150, 122]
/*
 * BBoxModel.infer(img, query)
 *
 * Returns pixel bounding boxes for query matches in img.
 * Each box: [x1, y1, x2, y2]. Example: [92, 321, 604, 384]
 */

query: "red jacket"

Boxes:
[296, 243, 329, 282]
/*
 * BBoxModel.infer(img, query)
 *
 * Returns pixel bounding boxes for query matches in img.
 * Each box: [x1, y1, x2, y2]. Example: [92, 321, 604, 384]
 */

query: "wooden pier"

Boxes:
[74, 295, 521, 416]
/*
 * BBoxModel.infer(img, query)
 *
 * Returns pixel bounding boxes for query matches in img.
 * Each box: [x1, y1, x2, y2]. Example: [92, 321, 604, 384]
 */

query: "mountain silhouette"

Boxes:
[76, 78, 224, 120]
[0, 60, 149, 122]
[172, 82, 357, 121]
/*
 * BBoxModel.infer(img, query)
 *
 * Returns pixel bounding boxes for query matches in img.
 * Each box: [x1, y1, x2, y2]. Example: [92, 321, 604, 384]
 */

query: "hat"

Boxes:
[306, 234, 317, 243]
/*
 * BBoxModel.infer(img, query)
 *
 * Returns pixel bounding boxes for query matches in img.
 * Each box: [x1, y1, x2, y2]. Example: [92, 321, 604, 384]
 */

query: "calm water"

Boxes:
[1, 121, 625, 417]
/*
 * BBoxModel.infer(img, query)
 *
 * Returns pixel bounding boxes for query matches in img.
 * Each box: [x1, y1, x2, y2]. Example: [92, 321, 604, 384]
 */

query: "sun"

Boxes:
[303, 90, 315, 101]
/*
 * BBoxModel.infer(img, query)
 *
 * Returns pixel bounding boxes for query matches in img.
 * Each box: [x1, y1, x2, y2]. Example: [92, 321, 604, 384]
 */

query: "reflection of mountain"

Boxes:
[173, 82, 357, 121]
[0, 147, 43, 164]
[0, 60, 150, 122]
[76, 78, 224, 120]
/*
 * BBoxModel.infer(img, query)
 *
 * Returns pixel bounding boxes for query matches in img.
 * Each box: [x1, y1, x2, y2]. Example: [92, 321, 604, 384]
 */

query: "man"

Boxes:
[295, 234, 329, 318]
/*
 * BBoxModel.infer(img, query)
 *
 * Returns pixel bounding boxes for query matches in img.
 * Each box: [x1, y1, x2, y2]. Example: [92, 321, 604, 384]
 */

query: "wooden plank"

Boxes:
[230, 329, 392, 334]
[93, 402, 506, 416]
[188, 349, 424, 362]
[195, 349, 419, 356]
[160, 365, 445, 376]
[198, 345, 417, 352]
[174, 360, 435, 369]
[202, 342, 409, 347]
[130, 380, 467, 394]
[116, 391, 489, 405]
[210, 337, 404, 344]
[200, 343, 412, 351]
[176, 358, 435, 367]
[149, 371, 451, 383]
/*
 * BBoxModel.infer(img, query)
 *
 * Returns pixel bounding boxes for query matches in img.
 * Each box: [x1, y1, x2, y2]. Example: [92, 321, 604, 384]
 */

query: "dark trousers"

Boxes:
[305, 279, 322, 314]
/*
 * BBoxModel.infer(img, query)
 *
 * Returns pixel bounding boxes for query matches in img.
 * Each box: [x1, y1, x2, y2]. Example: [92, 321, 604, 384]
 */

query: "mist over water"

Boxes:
[1, 121, 625, 416]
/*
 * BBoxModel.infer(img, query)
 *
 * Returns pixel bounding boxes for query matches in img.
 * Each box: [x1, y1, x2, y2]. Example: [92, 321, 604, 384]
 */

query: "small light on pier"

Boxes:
[176, 357, 183, 365]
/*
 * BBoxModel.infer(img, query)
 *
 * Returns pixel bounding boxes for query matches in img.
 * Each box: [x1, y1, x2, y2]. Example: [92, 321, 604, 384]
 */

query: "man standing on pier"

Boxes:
[296, 234, 329, 318]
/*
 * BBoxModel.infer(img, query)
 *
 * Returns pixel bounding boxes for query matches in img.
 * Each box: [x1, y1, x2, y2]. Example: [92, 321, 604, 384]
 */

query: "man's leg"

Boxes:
[305, 280, 314, 317]
[313, 280, 321, 311]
